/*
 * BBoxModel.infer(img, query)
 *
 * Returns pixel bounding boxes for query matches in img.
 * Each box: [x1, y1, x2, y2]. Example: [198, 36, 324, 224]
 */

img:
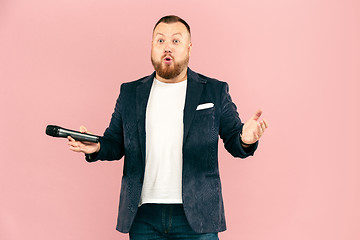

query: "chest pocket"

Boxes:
[192, 106, 215, 135]
[195, 105, 215, 116]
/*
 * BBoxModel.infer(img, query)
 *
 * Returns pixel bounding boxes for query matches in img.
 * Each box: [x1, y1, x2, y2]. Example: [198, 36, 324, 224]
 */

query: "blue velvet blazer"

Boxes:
[86, 68, 258, 233]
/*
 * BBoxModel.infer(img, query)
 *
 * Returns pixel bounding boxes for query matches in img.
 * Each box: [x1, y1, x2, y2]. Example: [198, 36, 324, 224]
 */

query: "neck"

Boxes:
[155, 68, 188, 83]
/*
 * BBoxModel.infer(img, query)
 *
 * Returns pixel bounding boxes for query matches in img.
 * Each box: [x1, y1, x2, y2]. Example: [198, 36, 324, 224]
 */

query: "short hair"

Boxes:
[153, 15, 191, 36]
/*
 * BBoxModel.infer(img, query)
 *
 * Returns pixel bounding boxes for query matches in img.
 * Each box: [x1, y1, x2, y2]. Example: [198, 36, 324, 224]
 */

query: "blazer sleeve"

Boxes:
[219, 82, 258, 158]
[85, 84, 125, 162]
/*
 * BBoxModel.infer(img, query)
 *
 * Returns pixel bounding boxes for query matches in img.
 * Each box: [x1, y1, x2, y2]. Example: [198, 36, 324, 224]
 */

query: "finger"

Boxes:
[80, 125, 93, 134]
[67, 136, 76, 142]
[69, 145, 82, 152]
[69, 141, 87, 151]
[253, 125, 263, 140]
[251, 109, 262, 121]
[79, 125, 88, 133]
[257, 124, 263, 135]
[68, 138, 86, 147]
[260, 121, 266, 131]
[253, 130, 259, 140]
[68, 140, 79, 147]
[263, 119, 269, 128]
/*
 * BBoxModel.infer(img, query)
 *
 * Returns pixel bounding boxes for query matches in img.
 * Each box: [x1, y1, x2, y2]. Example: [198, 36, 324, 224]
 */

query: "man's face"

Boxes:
[151, 22, 192, 80]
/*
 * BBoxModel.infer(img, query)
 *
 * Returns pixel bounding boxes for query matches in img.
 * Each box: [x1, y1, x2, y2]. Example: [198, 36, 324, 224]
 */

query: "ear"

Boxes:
[188, 42, 192, 56]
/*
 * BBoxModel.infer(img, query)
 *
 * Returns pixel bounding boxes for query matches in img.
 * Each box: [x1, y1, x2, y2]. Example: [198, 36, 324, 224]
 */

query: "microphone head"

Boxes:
[46, 125, 59, 137]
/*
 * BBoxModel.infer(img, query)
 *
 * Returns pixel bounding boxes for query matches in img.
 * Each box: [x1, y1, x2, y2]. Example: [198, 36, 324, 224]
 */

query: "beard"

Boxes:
[151, 54, 189, 80]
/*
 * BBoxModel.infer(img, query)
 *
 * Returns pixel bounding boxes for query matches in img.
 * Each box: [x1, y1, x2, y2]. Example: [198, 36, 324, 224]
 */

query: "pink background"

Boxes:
[1, 0, 359, 239]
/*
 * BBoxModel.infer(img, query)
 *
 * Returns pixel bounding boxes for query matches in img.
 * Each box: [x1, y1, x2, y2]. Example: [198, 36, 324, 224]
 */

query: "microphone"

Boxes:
[46, 125, 100, 143]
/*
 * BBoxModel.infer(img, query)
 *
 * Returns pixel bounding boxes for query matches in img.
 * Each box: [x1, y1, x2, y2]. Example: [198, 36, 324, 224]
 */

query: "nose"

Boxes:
[164, 42, 172, 53]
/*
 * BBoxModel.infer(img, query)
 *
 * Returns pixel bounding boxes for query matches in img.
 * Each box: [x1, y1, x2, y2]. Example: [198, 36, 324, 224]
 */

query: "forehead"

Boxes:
[153, 22, 190, 38]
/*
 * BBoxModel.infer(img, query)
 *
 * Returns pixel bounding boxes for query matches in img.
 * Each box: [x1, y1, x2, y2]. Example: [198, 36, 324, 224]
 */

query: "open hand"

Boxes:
[241, 110, 268, 145]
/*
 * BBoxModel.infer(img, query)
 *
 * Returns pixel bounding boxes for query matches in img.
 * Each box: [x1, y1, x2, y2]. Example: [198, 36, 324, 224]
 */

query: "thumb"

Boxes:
[79, 125, 89, 133]
[251, 109, 262, 121]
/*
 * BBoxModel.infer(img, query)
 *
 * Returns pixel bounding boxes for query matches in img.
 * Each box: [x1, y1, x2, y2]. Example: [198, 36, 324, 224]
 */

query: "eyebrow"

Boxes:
[155, 32, 183, 37]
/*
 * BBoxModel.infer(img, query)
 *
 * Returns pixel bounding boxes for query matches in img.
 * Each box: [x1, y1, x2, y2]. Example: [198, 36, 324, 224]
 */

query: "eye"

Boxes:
[173, 39, 180, 44]
[158, 39, 164, 43]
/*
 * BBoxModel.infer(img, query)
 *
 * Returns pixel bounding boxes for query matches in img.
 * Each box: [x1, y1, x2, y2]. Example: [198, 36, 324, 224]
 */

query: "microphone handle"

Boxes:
[59, 128, 99, 143]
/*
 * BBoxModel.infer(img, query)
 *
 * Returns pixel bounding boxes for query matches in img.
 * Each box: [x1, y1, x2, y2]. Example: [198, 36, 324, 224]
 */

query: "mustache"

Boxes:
[162, 54, 174, 59]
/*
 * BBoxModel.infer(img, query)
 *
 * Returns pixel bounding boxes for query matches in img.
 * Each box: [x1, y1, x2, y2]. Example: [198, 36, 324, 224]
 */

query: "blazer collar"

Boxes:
[183, 68, 206, 142]
[136, 73, 154, 166]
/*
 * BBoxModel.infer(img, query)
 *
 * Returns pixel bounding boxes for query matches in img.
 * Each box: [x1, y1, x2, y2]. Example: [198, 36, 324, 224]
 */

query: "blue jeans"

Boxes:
[129, 204, 219, 240]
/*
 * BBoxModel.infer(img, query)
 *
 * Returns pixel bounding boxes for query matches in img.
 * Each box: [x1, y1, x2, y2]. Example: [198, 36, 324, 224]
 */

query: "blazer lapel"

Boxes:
[136, 72, 155, 166]
[183, 68, 206, 143]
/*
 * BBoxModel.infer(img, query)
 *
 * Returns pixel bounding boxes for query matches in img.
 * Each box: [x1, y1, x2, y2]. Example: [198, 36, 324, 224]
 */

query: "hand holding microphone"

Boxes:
[67, 126, 100, 154]
[45, 124, 100, 154]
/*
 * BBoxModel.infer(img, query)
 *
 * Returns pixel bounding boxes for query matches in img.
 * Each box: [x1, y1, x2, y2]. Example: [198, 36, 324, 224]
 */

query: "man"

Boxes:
[68, 15, 268, 240]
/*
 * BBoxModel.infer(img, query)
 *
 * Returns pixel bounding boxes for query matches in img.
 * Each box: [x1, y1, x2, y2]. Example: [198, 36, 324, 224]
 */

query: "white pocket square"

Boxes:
[196, 103, 214, 110]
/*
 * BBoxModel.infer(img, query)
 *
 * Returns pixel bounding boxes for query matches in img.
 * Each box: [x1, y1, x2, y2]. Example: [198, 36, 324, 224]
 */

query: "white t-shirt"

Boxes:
[139, 78, 187, 205]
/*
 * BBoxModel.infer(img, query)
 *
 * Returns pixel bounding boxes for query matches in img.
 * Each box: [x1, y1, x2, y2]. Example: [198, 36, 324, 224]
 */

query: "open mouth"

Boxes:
[163, 56, 173, 64]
